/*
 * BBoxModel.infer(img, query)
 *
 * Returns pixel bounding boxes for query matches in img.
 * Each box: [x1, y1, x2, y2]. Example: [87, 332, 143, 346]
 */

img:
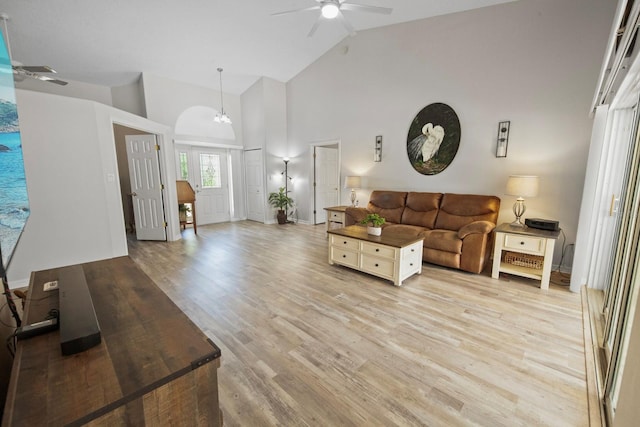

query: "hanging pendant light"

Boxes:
[214, 67, 232, 124]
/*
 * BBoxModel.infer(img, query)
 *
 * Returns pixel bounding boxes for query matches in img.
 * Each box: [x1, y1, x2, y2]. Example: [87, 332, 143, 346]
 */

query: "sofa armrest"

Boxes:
[457, 221, 496, 239]
[344, 207, 370, 226]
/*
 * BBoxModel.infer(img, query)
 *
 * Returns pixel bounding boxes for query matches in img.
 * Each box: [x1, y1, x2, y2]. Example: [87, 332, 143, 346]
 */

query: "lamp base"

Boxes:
[350, 189, 357, 207]
[510, 218, 526, 227]
[511, 198, 526, 227]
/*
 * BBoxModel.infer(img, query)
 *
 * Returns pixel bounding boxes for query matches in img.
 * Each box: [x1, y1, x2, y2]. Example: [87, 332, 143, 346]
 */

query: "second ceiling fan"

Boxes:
[273, 0, 392, 37]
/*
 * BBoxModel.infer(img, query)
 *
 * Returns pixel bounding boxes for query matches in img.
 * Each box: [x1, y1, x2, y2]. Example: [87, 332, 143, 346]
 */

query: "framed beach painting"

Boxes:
[0, 33, 29, 274]
[407, 103, 461, 175]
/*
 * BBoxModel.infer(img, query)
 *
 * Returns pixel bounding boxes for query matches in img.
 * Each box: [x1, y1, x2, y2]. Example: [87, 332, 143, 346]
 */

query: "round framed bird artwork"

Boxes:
[407, 103, 461, 175]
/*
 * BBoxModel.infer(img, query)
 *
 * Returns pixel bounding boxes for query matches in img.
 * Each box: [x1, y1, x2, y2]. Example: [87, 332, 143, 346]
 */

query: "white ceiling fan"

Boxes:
[273, 0, 392, 37]
[1, 13, 68, 86]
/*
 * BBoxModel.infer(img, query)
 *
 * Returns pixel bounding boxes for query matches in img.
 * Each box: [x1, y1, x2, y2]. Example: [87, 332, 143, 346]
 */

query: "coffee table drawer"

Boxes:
[330, 235, 359, 251]
[361, 255, 395, 279]
[361, 242, 396, 259]
[330, 247, 359, 268]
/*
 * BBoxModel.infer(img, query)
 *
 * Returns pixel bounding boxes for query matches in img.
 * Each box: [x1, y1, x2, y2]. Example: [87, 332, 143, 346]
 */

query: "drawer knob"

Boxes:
[375, 263, 379, 267]
[342, 254, 346, 258]
[410, 263, 413, 266]
[520, 241, 525, 245]
[376, 248, 380, 252]
[343, 241, 347, 244]
[411, 249, 414, 252]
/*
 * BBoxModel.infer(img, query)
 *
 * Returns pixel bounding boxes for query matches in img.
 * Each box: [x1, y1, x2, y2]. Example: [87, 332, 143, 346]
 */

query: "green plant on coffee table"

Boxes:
[360, 213, 386, 228]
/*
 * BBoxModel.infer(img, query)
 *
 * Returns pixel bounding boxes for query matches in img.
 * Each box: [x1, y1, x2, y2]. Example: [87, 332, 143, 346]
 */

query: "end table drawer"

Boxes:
[329, 211, 343, 221]
[503, 234, 545, 254]
[330, 235, 359, 250]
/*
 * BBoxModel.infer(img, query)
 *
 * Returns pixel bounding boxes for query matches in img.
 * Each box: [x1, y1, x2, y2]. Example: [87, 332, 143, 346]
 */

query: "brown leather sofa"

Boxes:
[344, 190, 500, 274]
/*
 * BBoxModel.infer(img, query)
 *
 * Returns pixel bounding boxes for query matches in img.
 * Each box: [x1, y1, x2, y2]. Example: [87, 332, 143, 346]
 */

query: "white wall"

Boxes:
[286, 0, 615, 267]
[8, 89, 174, 285]
[112, 79, 146, 117]
[15, 77, 113, 106]
[142, 72, 243, 146]
[241, 77, 288, 223]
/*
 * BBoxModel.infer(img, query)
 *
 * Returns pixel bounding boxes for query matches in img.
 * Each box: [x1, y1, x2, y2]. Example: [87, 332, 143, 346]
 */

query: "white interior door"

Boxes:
[245, 149, 265, 222]
[126, 134, 167, 241]
[314, 146, 339, 224]
[193, 148, 230, 224]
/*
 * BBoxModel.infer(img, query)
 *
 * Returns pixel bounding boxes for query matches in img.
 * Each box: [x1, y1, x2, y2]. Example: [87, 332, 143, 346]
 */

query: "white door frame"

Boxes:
[309, 140, 341, 225]
[111, 121, 180, 244]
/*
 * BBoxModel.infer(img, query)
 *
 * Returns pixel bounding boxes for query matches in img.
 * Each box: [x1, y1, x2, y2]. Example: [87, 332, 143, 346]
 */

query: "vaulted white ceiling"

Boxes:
[1, 0, 516, 94]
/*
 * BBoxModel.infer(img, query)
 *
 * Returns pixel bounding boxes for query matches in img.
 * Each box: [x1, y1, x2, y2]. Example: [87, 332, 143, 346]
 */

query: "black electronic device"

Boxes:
[58, 265, 102, 355]
[16, 318, 59, 340]
[525, 218, 560, 231]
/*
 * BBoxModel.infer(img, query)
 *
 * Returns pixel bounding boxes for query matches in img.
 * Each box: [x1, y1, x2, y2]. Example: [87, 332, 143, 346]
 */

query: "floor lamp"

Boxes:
[282, 157, 292, 221]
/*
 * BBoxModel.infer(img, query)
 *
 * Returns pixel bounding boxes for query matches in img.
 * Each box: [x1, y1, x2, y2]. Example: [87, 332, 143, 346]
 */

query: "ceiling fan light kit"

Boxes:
[321, 2, 340, 19]
[272, 0, 392, 37]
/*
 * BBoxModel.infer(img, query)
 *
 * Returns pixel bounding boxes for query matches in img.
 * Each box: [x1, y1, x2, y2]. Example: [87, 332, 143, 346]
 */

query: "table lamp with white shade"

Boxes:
[344, 176, 361, 207]
[505, 175, 539, 227]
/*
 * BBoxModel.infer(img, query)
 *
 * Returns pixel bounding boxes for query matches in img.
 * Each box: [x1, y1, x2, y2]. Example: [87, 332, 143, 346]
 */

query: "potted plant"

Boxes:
[268, 187, 294, 224]
[360, 213, 385, 236]
[178, 203, 191, 223]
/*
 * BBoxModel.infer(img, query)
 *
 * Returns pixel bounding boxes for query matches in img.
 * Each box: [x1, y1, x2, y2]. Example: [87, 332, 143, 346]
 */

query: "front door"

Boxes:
[125, 134, 167, 241]
[193, 148, 230, 224]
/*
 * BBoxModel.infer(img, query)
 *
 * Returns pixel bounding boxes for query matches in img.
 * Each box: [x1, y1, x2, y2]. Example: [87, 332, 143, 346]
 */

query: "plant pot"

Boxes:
[367, 226, 382, 236]
[276, 210, 287, 224]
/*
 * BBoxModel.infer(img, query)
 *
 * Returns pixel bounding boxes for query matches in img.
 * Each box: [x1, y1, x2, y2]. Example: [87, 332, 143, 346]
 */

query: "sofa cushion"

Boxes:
[383, 223, 426, 238]
[421, 229, 463, 254]
[367, 191, 407, 224]
[401, 192, 442, 229]
[434, 193, 501, 231]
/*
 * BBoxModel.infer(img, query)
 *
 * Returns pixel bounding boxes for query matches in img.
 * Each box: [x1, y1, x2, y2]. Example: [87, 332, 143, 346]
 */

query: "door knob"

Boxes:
[129, 192, 137, 197]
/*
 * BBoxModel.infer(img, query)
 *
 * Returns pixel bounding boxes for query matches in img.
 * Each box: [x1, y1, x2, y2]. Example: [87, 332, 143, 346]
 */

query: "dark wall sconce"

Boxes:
[374, 135, 382, 162]
[496, 121, 510, 158]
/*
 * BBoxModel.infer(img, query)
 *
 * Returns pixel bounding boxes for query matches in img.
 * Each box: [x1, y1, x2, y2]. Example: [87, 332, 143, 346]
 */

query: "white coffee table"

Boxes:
[328, 225, 424, 286]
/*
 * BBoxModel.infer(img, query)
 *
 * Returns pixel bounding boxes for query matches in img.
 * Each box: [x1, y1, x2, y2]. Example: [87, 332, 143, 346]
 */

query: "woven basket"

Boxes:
[503, 251, 544, 270]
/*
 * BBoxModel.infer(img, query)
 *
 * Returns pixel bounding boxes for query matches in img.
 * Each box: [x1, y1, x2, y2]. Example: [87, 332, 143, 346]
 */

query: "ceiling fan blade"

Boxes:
[340, 3, 392, 14]
[336, 11, 356, 36]
[13, 67, 68, 85]
[272, 6, 320, 16]
[307, 15, 323, 37]
[37, 75, 68, 86]
[16, 65, 57, 73]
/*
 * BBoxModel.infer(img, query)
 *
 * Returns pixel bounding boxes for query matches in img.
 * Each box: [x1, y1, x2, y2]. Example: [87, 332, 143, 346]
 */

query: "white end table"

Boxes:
[324, 206, 349, 232]
[491, 223, 561, 290]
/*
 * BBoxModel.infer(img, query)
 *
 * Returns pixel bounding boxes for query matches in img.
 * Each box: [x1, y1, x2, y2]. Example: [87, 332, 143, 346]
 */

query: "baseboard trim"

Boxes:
[581, 285, 606, 426]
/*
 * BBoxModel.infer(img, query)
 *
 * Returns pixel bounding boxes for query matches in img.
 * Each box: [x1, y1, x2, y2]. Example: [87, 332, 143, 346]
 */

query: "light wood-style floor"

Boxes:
[127, 221, 587, 426]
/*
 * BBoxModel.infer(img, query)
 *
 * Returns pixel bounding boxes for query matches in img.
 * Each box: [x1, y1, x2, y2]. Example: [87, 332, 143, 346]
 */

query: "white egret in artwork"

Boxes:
[407, 123, 446, 163]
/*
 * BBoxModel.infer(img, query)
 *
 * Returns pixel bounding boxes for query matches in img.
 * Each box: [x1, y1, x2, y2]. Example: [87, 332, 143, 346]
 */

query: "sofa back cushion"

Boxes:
[401, 192, 443, 229]
[367, 191, 407, 224]
[434, 193, 501, 231]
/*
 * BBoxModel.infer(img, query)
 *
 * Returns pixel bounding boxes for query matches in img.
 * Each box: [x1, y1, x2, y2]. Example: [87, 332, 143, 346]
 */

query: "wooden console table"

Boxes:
[177, 180, 197, 234]
[2, 257, 221, 426]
